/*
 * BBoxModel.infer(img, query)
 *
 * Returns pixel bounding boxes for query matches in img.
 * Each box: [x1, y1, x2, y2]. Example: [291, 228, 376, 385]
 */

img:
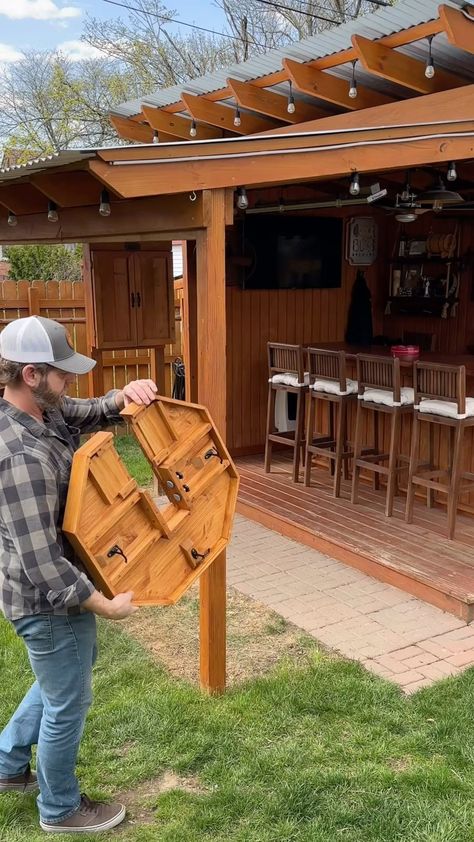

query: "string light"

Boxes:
[349, 171, 360, 196]
[236, 187, 249, 210]
[189, 120, 197, 137]
[99, 189, 111, 217]
[425, 36, 435, 79]
[47, 201, 58, 223]
[233, 106, 242, 127]
[7, 210, 17, 227]
[287, 80, 296, 114]
[348, 60, 358, 99]
[152, 130, 159, 144]
[447, 161, 457, 182]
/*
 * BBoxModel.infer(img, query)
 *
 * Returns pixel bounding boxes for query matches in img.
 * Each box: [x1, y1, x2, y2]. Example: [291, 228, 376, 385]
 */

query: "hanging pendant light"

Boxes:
[189, 120, 197, 138]
[447, 161, 457, 182]
[7, 210, 17, 227]
[236, 187, 249, 211]
[233, 106, 242, 127]
[418, 177, 463, 207]
[152, 130, 159, 144]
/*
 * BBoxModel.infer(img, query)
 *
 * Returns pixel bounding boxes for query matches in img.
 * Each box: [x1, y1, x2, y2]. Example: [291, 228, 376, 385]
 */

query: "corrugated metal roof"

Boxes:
[0, 150, 95, 180]
[114, 0, 472, 117]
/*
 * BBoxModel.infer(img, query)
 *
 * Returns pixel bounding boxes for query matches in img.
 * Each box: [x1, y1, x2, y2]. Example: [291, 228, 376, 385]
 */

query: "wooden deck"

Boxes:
[235, 454, 474, 622]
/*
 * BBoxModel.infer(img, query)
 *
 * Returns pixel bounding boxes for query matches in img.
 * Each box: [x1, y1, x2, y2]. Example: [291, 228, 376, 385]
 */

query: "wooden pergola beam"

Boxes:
[181, 92, 278, 135]
[110, 114, 156, 144]
[160, 18, 446, 115]
[283, 58, 395, 111]
[227, 77, 329, 124]
[141, 106, 224, 140]
[30, 171, 111, 208]
[439, 4, 474, 55]
[352, 34, 467, 94]
[0, 183, 49, 215]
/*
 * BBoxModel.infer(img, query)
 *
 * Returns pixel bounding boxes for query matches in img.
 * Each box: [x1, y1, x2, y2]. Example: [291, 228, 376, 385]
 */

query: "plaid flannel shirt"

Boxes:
[0, 393, 123, 621]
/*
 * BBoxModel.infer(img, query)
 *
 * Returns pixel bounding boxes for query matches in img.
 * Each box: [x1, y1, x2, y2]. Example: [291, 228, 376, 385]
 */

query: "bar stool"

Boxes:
[405, 362, 474, 539]
[264, 342, 308, 482]
[351, 354, 415, 517]
[304, 348, 358, 497]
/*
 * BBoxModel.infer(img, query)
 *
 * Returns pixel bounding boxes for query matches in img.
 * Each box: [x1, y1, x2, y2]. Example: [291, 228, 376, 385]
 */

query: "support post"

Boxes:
[182, 240, 198, 403]
[196, 189, 227, 694]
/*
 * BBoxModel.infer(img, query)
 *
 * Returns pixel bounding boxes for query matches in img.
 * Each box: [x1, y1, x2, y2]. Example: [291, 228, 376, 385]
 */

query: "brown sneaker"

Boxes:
[0, 764, 39, 793]
[40, 795, 126, 834]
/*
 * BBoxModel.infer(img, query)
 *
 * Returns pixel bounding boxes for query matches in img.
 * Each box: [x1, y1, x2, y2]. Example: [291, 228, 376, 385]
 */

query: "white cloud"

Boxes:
[57, 40, 104, 60]
[0, 42, 23, 62]
[0, 0, 80, 20]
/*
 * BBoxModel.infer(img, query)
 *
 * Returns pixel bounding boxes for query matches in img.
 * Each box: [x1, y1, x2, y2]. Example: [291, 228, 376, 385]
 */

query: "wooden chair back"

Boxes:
[267, 342, 305, 384]
[356, 354, 401, 404]
[413, 361, 466, 414]
[306, 348, 348, 392]
[402, 330, 436, 352]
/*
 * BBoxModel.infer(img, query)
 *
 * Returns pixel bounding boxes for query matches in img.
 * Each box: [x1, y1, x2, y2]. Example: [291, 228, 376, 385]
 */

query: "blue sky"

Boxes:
[0, 0, 227, 62]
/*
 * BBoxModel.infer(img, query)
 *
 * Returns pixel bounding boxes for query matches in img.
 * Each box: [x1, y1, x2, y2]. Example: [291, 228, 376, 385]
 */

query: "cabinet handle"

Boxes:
[136, 292, 141, 307]
[130, 292, 135, 308]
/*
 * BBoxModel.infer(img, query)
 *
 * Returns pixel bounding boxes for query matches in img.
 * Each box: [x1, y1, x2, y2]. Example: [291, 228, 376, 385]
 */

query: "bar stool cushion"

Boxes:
[359, 386, 415, 407]
[312, 378, 358, 396]
[269, 372, 310, 388]
[416, 397, 474, 420]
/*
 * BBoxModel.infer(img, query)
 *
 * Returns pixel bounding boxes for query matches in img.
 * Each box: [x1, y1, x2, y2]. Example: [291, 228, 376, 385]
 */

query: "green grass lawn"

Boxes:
[2, 615, 474, 841]
[114, 433, 153, 487]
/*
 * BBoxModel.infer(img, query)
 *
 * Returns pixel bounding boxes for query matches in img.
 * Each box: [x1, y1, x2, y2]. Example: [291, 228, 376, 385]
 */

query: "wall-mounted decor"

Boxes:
[63, 397, 239, 605]
[346, 217, 378, 266]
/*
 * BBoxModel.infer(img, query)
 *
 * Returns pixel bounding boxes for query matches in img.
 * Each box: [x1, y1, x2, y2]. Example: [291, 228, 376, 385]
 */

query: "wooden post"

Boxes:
[182, 240, 198, 403]
[196, 189, 227, 694]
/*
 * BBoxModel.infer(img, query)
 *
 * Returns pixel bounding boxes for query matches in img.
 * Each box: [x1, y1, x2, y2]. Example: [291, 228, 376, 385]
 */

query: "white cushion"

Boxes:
[359, 387, 415, 407]
[270, 372, 309, 388]
[415, 397, 474, 420]
[312, 378, 358, 396]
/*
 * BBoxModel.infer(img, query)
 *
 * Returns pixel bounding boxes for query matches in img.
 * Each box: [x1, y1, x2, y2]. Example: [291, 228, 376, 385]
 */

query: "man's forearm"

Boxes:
[82, 589, 137, 619]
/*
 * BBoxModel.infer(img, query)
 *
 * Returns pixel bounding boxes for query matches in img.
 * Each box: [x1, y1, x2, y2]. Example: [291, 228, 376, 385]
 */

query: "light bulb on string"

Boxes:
[287, 80, 296, 114]
[236, 187, 248, 211]
[47, 201, 58, 223]
[152, 130, 159, 144]
[349, 171, 360, 196]
[189, 120, 197, 138]
[447, 161, 457, 182]
[7, 210, 17, 227]
[425, 36, 435, 79]
[348, 60, 358, 99]
[233, 106, 241, 127]
[99, 189, 111, 217]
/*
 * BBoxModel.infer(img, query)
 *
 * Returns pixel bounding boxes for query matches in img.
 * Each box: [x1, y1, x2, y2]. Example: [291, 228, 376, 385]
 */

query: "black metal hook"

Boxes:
[191, 547, 210, 562]
[107, 545, 128, 563]
[204, 447, 223, 464]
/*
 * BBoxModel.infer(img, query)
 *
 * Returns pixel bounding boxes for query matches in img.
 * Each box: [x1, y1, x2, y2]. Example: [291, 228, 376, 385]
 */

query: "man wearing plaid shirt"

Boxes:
[0, 316, 157, 834]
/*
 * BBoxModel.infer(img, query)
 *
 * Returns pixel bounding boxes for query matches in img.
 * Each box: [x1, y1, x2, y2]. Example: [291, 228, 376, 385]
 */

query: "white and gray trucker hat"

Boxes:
[0, 316, 96, 375]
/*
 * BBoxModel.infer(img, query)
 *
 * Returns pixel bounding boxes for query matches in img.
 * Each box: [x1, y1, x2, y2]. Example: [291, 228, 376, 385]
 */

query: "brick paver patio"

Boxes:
[228, 514, 474, 693]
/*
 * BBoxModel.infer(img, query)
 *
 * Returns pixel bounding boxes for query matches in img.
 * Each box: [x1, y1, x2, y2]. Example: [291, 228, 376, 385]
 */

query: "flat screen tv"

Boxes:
[240, 215, 343, 290]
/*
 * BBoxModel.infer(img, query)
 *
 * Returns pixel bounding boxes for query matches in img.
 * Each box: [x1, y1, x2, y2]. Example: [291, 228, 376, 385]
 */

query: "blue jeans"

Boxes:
[0, 612, 97, 823]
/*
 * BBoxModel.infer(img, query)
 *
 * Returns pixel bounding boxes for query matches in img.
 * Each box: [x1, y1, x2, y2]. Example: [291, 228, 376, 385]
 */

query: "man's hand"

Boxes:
[115, 379, 158, 410]
[82, 589, 138, 619]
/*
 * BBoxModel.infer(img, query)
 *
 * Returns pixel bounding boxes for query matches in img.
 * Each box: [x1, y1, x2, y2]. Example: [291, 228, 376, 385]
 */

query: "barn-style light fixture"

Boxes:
[348, 60, 358, 99]
[189, 120, 197, 138]
[99, 190, 111, 217]
[287, 80, 296, 114]
[47, 201, 58, 223]
[418, 177, 463, 208]
[7, 210, 17, 227]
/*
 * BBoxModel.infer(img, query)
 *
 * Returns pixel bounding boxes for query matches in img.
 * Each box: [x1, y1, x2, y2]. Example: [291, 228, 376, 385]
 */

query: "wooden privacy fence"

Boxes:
[0, 279, 184, 400]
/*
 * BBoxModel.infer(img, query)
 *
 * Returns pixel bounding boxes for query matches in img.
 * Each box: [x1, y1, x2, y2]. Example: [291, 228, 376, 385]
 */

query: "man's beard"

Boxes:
[31, 377, 63, 412]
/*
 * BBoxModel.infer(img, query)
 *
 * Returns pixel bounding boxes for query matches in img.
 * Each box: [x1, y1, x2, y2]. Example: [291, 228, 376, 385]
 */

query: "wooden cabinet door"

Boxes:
[132, 251, 175, 347]
[92, 251, 136, 348]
